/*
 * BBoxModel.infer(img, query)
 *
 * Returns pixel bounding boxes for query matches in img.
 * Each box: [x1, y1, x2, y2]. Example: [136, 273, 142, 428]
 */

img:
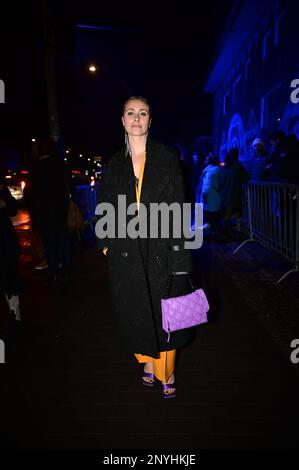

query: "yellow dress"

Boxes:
[103, 152, 176, 383]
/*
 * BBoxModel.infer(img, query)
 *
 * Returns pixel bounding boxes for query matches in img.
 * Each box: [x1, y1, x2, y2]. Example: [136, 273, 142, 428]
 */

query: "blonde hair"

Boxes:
[122, 96, 151, 116]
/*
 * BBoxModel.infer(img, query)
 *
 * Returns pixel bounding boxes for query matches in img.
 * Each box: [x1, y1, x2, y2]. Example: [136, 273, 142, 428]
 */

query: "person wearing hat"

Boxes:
[250, 137, 271, 182]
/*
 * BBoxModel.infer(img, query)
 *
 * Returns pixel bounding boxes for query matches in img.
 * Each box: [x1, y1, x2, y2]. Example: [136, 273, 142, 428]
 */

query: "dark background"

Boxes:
[0, 1, 233, 158]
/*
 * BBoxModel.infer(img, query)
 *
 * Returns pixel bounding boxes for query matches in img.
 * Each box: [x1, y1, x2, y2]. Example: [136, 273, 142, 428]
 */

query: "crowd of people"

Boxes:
[193, 148, 249, 239]
[250, 130, 299, 184]
[192, 130, 299, 240]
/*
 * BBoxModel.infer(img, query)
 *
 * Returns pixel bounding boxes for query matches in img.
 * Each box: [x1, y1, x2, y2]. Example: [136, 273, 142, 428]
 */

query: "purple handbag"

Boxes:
[161, 274, 209, 342]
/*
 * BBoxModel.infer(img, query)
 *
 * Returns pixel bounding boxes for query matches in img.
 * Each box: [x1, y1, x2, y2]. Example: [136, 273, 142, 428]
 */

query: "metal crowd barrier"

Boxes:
[73, 183, 99, 228]
[234, 182, 299, 284]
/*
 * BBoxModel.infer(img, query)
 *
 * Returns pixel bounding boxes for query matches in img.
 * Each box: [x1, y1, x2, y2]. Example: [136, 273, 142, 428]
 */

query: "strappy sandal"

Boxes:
[142, 372, 155, 387]
[162, 382, 176, 398]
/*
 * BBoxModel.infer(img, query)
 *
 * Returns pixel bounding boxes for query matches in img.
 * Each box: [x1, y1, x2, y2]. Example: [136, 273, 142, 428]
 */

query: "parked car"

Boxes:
[5, 170, 30, 201]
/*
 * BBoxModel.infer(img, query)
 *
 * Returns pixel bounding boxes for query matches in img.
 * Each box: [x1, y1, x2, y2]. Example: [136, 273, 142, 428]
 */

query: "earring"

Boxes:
[124, 131, 131, 158]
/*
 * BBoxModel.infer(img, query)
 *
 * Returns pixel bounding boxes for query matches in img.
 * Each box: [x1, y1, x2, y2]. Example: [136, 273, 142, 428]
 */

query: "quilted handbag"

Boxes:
[161, 274, 209, 342]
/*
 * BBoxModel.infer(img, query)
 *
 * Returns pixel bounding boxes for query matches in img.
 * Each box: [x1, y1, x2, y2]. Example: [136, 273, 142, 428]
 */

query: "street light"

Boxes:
[87, 63, 131, 95]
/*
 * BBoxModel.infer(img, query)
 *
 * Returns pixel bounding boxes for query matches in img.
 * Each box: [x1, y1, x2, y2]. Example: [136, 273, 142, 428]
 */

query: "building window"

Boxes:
[223, 90, 231, 115]
[274, 11, 286, 45]
[262, 29, 272, 60]
[245, 59, 251, 80]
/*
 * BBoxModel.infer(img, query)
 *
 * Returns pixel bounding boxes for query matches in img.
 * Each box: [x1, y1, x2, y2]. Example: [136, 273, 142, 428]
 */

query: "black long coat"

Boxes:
[97, 139, 195, 358]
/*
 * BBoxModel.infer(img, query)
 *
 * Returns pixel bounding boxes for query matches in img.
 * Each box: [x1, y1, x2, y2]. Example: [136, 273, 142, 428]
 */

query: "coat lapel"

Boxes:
[116, 139, 171, 215]
[140, 139, 171, 212]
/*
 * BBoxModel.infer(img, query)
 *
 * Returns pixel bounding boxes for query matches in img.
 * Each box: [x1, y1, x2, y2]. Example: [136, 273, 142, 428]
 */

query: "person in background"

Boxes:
[0, 167, 21, 321]
[199, 153, 224, 236]
[30, 139, 71, 284]
[221, 148, 250, 239]
[24, 147, 48, 271]
[250, 138, 271, 182]
[283, 134, 299, 185]
[268, 130, 288, 183]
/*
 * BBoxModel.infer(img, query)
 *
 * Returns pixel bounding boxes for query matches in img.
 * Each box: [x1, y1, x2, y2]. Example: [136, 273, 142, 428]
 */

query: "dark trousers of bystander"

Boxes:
[40, 227, 71, 279]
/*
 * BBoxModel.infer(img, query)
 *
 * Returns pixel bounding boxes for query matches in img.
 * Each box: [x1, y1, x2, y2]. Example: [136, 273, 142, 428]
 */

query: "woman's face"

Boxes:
[122, 99, 151, 136]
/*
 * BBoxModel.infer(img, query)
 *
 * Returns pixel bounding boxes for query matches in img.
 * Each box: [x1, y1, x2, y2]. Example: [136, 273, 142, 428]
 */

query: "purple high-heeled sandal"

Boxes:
[142, 372, 155, 387]
[162, 382, 176, 399]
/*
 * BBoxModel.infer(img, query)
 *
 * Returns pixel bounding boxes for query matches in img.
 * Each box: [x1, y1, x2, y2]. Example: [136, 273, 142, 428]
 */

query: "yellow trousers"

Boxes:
[134, 350, 176, 383]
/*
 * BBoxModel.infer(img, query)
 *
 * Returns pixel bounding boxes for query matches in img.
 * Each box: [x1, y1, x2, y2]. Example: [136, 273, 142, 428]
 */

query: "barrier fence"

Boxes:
[73, 183, 99, 228]
[234, 182, 299, 283]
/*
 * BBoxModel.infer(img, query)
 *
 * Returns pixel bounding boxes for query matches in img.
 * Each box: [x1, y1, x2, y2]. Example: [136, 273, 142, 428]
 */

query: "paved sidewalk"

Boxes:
[207, 233, 299, 359]
[1, 227, 299, 449]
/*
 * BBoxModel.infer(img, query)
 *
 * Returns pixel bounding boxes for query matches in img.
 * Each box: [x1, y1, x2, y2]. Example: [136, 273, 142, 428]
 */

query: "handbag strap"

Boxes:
[163, 273, 196, 299]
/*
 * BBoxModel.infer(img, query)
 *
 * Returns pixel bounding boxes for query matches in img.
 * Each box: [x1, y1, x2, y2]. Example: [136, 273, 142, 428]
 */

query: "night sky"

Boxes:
[0, 1, 233, 159]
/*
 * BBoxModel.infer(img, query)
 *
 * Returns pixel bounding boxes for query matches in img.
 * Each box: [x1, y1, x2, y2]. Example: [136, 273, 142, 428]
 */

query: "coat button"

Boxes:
[121, 251, 128, 258]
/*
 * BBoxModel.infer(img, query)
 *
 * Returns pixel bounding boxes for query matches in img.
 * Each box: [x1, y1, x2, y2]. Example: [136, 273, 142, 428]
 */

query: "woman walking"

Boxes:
[97, 96, 194, 398]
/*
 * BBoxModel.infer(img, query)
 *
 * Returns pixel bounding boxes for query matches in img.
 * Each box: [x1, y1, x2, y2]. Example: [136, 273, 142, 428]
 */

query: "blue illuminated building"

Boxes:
[205, 0, 299, 169]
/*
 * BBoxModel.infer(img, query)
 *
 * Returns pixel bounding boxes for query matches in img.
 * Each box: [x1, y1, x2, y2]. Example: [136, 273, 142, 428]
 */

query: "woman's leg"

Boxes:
[155, 351, 176, 397]
[154, 351, 176, 391]
[135, 353, 154, 384]
[135, 350, 176, 384]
